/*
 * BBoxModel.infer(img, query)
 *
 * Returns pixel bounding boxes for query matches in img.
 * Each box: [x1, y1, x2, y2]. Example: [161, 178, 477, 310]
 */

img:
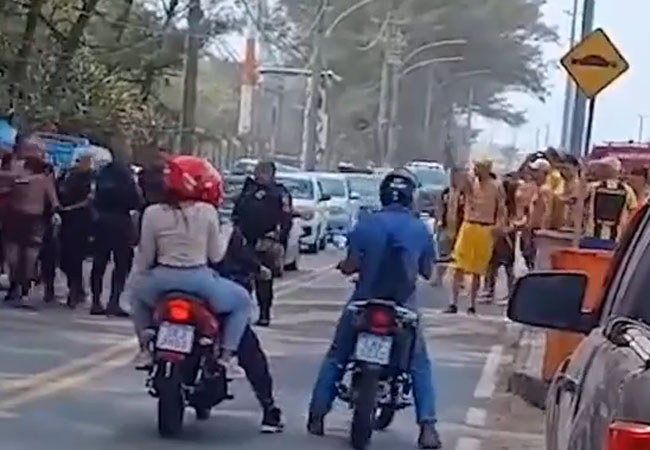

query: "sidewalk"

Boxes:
[483, 321, 545, 449]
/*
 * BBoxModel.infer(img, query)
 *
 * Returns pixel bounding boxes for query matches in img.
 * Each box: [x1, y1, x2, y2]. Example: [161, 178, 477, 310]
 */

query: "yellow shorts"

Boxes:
[452, 222, 494, 276]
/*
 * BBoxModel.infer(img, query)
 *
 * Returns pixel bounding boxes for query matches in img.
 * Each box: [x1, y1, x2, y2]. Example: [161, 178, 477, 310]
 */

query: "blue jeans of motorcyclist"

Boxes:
[131, 265, 252, 352]
[309, 306, 437, 424]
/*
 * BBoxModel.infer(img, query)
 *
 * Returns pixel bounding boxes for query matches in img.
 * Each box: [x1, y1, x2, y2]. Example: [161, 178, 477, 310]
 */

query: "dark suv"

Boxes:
[508, 205, 650, 450]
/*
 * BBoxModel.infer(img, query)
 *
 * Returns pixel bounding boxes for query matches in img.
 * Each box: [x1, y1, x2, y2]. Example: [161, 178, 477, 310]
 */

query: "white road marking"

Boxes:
[455, 437, 482, 450]
[465, 407, 487, 427]
[474, 344, 503, 399]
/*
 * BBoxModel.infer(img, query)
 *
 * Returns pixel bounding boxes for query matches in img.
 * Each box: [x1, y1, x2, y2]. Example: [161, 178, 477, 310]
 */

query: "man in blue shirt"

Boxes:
[307, 169, 441, 449]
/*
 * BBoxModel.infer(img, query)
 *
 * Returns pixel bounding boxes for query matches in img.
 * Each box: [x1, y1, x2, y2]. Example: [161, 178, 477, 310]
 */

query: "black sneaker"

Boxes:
[418, 423, 442, 449]
[261, 406, 284, 433]
[90, 304, 106, 316]
[306, 413, 325, 436]
[467, 306, 477, 315]
[255, 318, 271, 327]
[443, 304, 458, 314]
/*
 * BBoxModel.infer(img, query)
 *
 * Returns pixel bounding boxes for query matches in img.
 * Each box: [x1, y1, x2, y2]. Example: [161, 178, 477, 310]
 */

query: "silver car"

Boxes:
[315, 172, 357, 237]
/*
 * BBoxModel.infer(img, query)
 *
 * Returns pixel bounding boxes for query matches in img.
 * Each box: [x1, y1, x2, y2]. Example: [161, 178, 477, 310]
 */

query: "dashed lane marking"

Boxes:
[455, 437, 481, 450]
[473, 345, 503, 399]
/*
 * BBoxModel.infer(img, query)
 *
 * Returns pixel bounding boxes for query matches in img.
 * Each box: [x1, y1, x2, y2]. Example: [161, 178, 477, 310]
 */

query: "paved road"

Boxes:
[0, 250, 512, 450]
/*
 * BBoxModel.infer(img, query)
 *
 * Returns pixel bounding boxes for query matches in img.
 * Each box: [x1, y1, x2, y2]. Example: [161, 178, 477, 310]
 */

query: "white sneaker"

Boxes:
[218, 357, 245, 379]
[134, 350, 153, 370]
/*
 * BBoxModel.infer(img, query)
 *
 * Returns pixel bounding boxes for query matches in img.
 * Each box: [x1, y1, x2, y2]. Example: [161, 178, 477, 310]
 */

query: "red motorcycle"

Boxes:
[143, 293, 232, 438]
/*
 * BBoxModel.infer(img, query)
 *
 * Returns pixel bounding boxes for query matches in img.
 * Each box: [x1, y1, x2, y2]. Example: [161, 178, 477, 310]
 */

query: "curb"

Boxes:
[503, 322, 548, 410]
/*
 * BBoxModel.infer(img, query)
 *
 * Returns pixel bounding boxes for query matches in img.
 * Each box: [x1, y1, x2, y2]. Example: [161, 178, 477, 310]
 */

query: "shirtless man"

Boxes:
[445, 161, 504, 315]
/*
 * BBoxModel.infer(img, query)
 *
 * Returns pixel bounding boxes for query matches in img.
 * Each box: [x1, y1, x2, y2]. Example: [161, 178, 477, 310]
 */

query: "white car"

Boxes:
[277, 173, 330, 254]
[314, 172, 359, 237]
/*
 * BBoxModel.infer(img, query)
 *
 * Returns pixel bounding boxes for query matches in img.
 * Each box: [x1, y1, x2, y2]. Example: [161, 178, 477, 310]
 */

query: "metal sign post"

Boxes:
[583, 98, 596, 157]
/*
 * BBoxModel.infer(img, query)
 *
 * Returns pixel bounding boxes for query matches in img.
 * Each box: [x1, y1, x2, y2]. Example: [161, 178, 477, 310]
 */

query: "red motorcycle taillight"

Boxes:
[368, 308, 393, 334]
[607, 421, 650, 450]
[166, 299, 192, 323]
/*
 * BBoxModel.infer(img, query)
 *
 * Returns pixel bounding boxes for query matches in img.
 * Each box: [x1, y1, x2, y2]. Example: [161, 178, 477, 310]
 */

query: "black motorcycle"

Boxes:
[336, 299, 419, 450]
[142, 293, 232, 438]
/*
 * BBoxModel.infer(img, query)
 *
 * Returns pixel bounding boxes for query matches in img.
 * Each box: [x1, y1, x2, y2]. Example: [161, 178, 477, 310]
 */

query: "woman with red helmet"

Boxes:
[129, 155, 251, 369]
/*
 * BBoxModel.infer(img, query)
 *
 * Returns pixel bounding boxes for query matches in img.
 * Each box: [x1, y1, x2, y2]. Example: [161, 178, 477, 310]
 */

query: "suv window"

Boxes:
[599, 205, 650, 323]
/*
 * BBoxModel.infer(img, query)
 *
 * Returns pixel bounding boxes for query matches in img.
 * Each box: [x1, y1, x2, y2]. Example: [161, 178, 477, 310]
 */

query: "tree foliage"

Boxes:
[277, 0, 557, 163]
[0, 0, 238, 153]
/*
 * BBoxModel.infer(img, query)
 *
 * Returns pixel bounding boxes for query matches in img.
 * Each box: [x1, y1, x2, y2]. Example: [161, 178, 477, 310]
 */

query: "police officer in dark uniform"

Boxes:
[233, 161, 292, 327]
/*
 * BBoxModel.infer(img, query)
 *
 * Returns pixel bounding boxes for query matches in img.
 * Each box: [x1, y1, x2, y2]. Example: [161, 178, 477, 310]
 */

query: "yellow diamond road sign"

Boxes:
[561, 28, 629, 99]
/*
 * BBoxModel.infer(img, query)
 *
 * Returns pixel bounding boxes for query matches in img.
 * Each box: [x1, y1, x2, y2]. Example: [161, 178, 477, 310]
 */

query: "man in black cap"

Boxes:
[233, 161, 292, 326]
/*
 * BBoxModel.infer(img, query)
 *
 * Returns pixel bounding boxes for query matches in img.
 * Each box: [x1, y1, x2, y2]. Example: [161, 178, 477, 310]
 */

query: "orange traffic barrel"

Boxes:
[541, 248, 613, 381]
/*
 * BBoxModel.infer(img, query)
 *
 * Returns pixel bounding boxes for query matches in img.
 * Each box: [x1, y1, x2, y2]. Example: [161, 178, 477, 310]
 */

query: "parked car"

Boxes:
[345, 174, 382, 216]
[406, 163, 448, 215]
[277, 173, 330, 254]
[507, 205, 650, 450]
[231, 158, 300, 175]
[315, 172, 357, 237]
[221, 174, 301, 272]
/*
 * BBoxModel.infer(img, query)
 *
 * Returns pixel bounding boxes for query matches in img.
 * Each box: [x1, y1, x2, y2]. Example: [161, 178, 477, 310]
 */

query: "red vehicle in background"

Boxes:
[590, 142, 650, 171]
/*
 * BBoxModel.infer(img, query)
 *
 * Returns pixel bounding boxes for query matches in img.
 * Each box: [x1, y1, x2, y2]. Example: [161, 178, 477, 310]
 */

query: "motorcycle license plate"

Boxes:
[354, 333, 393, 365]
[156, 322, 195, 354]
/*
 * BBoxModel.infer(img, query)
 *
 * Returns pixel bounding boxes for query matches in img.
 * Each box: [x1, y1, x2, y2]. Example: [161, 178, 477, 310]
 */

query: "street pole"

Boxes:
[179, 0, 202, 154]
[560, 0, 579, 150]
[377, 34, 390, 163]
[423, 68, 435, 150]
[638, 115, 646, 143]
[301, 0, 327, 171]
[568, 0, 596, 156]
[583, 98, 596, 157]
[385, 20, 404, 166]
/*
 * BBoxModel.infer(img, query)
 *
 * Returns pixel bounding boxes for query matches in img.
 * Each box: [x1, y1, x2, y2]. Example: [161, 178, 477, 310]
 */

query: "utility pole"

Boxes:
[639, 115, 647, 143]
[385, 19, 405, 166]
[179, 0, 202, 154]
[568, 0, 596, 156]
[423, 68, 435, 151]
[301, 0, 327, 171]
[377, 36, 391, 163]
[560, 0, 579, 150]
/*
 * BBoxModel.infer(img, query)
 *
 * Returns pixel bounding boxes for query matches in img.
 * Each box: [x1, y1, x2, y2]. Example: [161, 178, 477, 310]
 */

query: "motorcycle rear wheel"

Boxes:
[350, 369, 380, 450]
[157, 380, 185, 438]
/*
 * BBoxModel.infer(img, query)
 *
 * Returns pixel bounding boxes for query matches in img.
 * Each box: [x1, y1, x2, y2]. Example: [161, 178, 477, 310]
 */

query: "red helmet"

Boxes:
[164, 155, 223, 206]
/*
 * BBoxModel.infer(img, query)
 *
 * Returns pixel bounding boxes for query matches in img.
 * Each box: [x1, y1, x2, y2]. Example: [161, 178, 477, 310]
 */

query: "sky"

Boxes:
[479, 0, 650, 151]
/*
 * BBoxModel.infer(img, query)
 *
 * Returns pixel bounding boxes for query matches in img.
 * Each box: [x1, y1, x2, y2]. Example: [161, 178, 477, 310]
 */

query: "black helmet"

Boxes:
[380, 168, 417, 208]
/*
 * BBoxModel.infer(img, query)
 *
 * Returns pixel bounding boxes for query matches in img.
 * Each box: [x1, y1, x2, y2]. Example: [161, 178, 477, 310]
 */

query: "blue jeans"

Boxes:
[309, 307, 437, 424]
[132, 266, 252, 351]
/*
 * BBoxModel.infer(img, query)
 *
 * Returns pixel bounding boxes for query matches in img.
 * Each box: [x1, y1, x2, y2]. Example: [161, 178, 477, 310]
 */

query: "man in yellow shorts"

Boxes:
[445, 160, 504, 315]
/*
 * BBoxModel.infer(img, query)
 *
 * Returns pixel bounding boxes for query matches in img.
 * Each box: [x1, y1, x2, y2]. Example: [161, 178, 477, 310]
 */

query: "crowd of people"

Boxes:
[0, 135, 142, 314]
[435, 148, 646, 314]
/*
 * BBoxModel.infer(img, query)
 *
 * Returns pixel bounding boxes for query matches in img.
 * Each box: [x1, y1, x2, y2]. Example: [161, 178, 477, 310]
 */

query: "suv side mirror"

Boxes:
[350, 192, 361, 200]
[320, 194, 332, 202]
[507, 272, 596, 334]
